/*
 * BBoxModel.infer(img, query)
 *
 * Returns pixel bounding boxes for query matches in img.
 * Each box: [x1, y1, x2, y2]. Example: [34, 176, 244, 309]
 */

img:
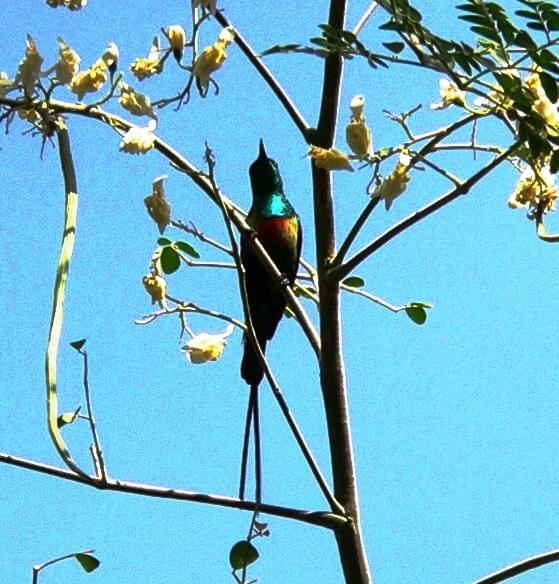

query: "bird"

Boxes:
[240, 140, 302, 388]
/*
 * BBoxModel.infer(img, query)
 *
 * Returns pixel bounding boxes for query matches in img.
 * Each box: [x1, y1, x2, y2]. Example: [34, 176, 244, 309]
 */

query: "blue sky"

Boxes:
[2, 1, 559, 583]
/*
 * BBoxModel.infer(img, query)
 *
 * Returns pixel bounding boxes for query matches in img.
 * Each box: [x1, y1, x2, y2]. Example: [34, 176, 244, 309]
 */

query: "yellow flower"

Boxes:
[119, 81, 156, 118]
[308, 146, 354, 171]
[0, 72, 13, 98]
[181, 324, 234, 364]
[144, 175, 171, 233]
[192, 0, 217, 15]
[54, 37, 81, 84]
[14, 35, 43, 95]
[18, 107, 42, 124]
[526, 71, 559, 131]
[346, 95, 373, 159]
[376, 151, 412, 210]
[131, 36, 164, 81]
[430, 79, 466, 110]
[193, 27, 235, 92]
[167, 25, 187, 62]
[119, 120, 157, 155]
[69, 58, 107, 99]
[508, 164, 558, 216]
[533, 97, 559, 130]
[143, 272, 167, 307]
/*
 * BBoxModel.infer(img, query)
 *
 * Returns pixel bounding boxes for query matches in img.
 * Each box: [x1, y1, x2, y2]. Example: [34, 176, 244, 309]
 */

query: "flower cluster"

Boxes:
[431, 79, 466, 110]
[525, 70, 559, 132]
[508, 163, 559, 218]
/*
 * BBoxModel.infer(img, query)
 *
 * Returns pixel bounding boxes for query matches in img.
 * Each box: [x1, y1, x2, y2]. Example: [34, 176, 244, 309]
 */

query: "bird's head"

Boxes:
[249, 139, 283, 196]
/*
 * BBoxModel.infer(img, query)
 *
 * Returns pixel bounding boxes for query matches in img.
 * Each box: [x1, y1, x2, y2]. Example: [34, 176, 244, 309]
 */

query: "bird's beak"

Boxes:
[258, 139, 267, 161]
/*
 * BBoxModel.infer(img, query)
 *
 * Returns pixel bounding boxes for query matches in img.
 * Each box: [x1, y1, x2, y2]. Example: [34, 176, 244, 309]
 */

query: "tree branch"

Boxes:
[334, 143, 519, 281]
[474, 548, 559, 584]
[0, 452, 345, 530]
[312, 0, 372, 581]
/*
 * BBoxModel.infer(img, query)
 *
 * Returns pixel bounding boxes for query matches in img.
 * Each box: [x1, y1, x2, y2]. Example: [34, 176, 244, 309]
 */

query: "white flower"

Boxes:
[120, 119, 157, 155]
[430, 79, 465, 110]
[181, 324, 235, 364]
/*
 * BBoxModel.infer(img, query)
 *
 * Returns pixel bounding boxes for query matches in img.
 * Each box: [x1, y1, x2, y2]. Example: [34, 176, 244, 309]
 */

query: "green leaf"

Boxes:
[70, 339, 86, 351]
[75, 553, 100, 573]
[513, 30, 537, 50]
[456, 3, 485, 15]
[160, 246, 180, 275]
[470, 25, 500, 42]
[157, 237, 172, 246]
[527, 21, 546, 31]
[174, 240, 200, 259]
[550, 151, 559, 174]
[229, 541, 259, 570]
[382, 41, 405, 53]
[458, 14, 490, 26]
[57, 408, 81, 428]
[404, 302, 433, 325]
[342, 276, 365, 289]
[539, 71, 558, 104]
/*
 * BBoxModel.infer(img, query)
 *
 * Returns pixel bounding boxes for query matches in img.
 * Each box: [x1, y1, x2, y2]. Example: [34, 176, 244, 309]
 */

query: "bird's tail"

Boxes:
[240, 332, 268, 387]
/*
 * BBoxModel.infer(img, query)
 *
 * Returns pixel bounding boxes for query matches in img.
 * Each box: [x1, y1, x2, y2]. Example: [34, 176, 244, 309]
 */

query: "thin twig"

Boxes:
[171, 219, 233, 255]
[352, 2, 379, 36]
[32, 548, 96, 584]
[77, 348, 107, 482]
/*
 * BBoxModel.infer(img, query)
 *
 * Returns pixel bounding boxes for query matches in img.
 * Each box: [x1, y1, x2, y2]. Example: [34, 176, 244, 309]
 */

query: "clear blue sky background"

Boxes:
[2, 1, 559, 583]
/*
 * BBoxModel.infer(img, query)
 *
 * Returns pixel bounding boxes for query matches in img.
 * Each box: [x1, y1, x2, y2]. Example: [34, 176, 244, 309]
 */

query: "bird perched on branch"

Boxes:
[240, 140, 302, 387]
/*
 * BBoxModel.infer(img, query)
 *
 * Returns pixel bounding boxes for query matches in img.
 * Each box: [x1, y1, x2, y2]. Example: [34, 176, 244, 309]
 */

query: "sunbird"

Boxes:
[240, 140, 302, 387]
